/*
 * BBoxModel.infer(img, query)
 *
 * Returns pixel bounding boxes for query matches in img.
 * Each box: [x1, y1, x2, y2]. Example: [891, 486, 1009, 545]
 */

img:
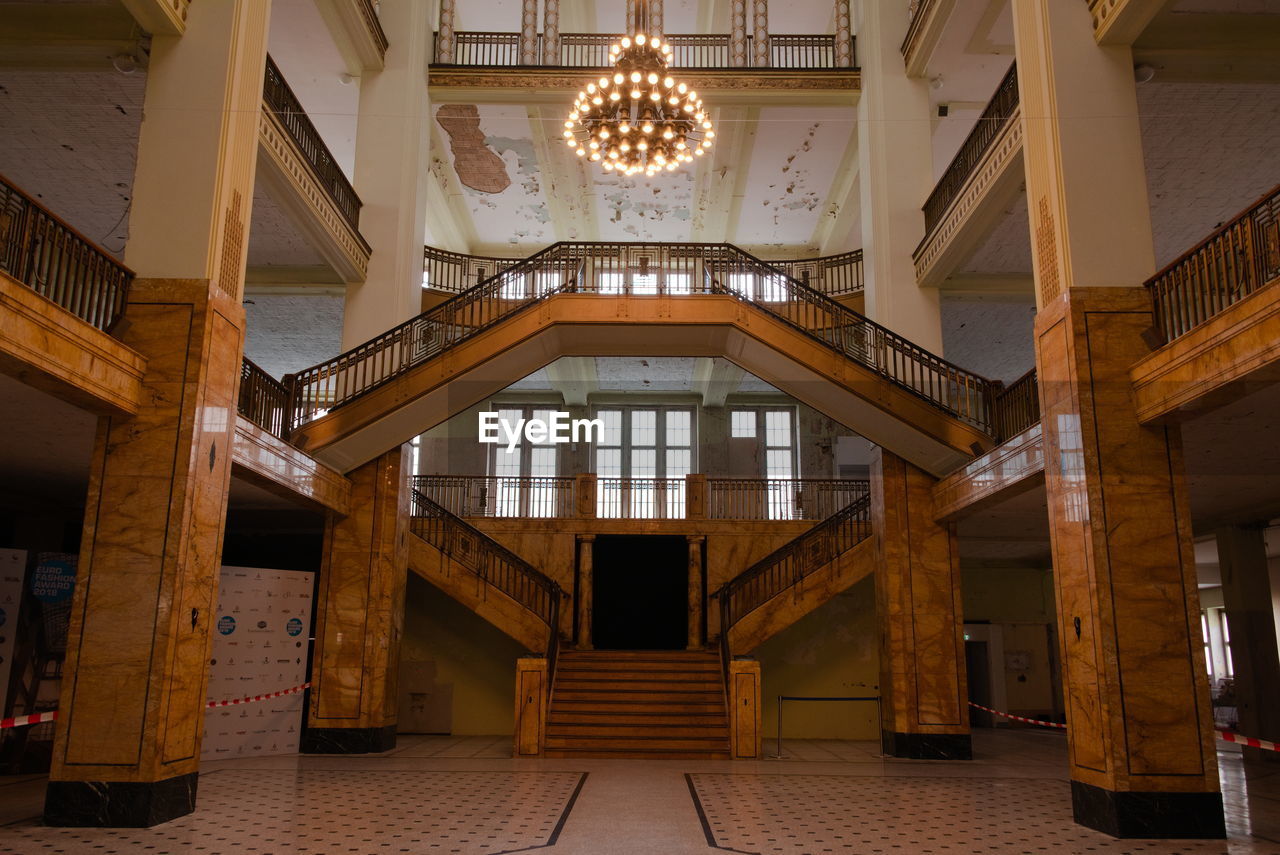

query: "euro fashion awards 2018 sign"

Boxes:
[202, 566, 314, 760]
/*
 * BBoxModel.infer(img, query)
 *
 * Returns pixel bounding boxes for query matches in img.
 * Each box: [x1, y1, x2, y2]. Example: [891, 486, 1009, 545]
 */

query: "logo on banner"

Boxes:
[30, 556, 75, 603]
[217, 616, 237, 635]
[286, 618, 303, 637]
[478, 411, 604, 453]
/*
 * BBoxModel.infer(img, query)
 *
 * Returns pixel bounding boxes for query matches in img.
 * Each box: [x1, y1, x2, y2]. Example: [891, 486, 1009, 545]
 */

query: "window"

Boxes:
[487, 406, 558, 517]
[731, 408, 799, 518]
[1220, 611, 1234, 677]
[731, 410, 756, 438]
[594, 407, 694, 517]
[1201, 612, 1213, 680]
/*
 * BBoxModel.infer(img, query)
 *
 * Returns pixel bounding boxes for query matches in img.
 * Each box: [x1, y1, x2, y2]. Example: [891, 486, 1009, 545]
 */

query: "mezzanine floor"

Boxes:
[0, 731, 1277, 855]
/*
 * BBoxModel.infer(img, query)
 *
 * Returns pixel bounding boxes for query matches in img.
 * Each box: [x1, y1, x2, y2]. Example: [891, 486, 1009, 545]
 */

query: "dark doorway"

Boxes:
[966, 640, 994, 727]
[592, 535, 688, 650]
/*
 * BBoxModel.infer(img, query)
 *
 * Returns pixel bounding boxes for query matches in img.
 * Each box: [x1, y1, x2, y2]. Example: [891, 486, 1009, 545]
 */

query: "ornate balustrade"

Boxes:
[294, 241, 996, 434]
[715, 494, 872, 629]
[263, 56, 363, 231]
[707, 478, 868, 521]
[412, 475, 578, 519]
[1146, 183, 1280, 343]
[436, 31, 851, 69]
[238, 358, 293, 439]
[921, 63, 1020, 236]
[0, 173, 132, 333]
[597, 477, 687, 519]
[989, 368, 1040, 443]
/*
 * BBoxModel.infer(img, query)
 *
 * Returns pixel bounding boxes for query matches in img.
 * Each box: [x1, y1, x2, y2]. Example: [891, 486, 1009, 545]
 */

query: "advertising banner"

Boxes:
[202, 566, 315, 760]
[0, 549, 28, 712]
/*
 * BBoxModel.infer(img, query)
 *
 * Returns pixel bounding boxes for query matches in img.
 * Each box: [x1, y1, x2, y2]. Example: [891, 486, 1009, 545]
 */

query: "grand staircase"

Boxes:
[546, 650, 730, 759]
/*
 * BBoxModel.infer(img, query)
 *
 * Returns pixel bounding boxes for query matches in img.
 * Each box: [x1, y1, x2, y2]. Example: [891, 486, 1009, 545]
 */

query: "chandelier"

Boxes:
[562, 2, 714, 178]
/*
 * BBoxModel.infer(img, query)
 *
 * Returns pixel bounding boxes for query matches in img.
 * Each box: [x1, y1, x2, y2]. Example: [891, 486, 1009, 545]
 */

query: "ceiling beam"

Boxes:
[692, 358, 744, 407]
[528, 105, 598, 242]
[691, 107, 758, 241]
[545, 357, 599, 406]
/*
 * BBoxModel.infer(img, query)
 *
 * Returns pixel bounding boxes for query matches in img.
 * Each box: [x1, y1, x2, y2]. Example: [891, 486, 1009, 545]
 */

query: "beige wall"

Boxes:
[961, 566, 1061, 718]
[754, 576, 880, 740]
[400, 573, 526, 736]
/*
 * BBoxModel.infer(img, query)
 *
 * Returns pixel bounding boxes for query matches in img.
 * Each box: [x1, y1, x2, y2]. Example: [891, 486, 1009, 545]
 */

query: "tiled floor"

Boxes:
[0, 731, 1276, 855]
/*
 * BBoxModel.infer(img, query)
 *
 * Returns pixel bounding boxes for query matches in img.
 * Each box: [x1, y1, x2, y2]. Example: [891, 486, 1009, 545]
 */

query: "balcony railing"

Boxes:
[238, 358, 292, 440]
[263, 56, 363, 231]
[922, 63, 1020, 236]
[412, 475, 577, 519]
[410, 490, 561, 628]
[437, 32, 852, 70]
[424, 243, 865, 301]
[597, 477, 687, 519]
[707, 478, 869, 521]
[1146, 183, 1280, 343]
[716, 493, 872, 629]
[0, 173, 132, 333]
[294, 241, 997, 434]
[989, 368, 1040, 443]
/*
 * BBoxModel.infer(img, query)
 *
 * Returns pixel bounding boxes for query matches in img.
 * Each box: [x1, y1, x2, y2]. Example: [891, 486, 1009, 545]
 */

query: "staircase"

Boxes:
[546, 650, 730, 759]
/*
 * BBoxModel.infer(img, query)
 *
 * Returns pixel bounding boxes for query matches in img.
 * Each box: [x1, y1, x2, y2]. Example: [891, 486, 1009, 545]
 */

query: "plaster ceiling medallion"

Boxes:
[563, 0, 714, 178]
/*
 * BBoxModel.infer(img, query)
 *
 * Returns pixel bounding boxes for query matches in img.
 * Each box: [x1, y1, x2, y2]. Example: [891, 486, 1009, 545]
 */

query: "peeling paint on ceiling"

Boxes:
[436, 104, 512, 194]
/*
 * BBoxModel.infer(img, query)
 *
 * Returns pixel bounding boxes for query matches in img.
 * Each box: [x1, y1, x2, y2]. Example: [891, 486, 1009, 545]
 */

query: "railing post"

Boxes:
[685, 473, 707, 519]
[576, 473, 597, 518]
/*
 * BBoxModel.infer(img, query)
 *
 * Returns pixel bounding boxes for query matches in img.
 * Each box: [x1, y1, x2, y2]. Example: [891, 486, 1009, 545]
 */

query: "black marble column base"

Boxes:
[301, 724, 397, 754]
[44, 772, 198, 827]
[881, 730, 972, 760]
[1071, 781, 1226, 839]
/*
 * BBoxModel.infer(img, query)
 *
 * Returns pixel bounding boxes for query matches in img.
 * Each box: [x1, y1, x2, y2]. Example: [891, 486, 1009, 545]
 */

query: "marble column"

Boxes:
[730, 0, 748, 67]
[43, 0, 269, 828]
[303, 448, 410, 754]
[872, 449, 971, 760]
[1014, 0, 1224, 836]
[519, 0, 539, 65]
[542, 0, 561, 66]
[751, 0, 769, 67]
[1217, 525, 1280, 763]
[343, 0, 434, 349]
[834, 0, 853, 67]
[855, 0, 943, 351]
[687, 535, 705, 649]
[437, 0, 456, 64]
[576, 535, 595, 649]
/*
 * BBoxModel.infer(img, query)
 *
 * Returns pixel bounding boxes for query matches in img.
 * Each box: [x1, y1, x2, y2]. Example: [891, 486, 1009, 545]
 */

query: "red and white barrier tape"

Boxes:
[205, 682, 311, 709]
[969, 701, 1068, 729]
[0, 711, 58, 730]
[0, 683, 312, 729]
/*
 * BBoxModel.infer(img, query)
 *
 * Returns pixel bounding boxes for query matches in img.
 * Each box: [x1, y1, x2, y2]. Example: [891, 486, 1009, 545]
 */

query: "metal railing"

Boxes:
[922, 63, 1020, 235]
[410, 490, 561, 628]
[597, 477, 686, 519]
[437, 32, 850, 70]
[263, 56, 363, 231]
[707, 478, 869, 521]
[425, 243, 865, 300]
[292, 241, 998, 434]
[412, 475, 577, 519]
[238, 358, 293, 439]
[990, 369, 1040, 443]
[0, 174, 132, 333]
[1146, 183, 1280, 343]
[715, 494, 872, 630]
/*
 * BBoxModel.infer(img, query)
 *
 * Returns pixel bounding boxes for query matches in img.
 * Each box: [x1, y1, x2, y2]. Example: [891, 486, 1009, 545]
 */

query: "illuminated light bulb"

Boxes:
[599, 128, 610, 139]
[619, 122, 631, 133]
[688, 90, 697, 100]
[642, 122, 655, 134]
[667, 161, 678, 171]
[614, 72, 624, 84]
[592, 95, 603, 105]
[663, 127, 675, 139]
[649, 91, 661, 102]
[703, 121, 712, 130]
[630, 71, 642, 83]
[621, 37, 631, 48]
[676, 141, 686, 150]
[589, 140, 599, 150]
[563, 130, 574, 138]
[655, 153, 667, 164]
[600, 77, 610, 87]
[706, 130, 716, 139]
[609, 91, 621, 101]
[668, 95, 680, 105]
[587, 83, 596, 94]
[694, 148, 704, 156]
[636, 33, 647, 45]
[591, 152, 602, 161]
[647, 72, 659, 84]
[677, 83, 688, 94]
[576, 148, 587, 157]
[569, 112, 579, 120]
[564, 120, 574, 129]
[631, 89, 642, 99]
[695, 111, 705, 121]
[620, 141, 631, 152]
[663, 76, 675, 88]
[684, 104, 694, 113]
[637, 140, 648, 150]
[603, 160, 615, 170]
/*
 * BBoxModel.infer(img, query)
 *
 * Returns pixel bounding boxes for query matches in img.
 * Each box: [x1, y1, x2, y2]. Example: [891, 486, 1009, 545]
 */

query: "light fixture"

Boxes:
[563, 0, 713, 179]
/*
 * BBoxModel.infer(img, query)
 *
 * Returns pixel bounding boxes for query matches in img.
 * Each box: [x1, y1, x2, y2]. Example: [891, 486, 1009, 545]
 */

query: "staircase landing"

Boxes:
[547, 650, 730, 759]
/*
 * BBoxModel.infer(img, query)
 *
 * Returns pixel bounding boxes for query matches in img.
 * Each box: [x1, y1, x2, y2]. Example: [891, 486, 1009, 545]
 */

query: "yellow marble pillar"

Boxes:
[43, 0, 269, 828]
[687, 535, 705, 650]
[304, 448, 410, 753]
[576, 535, 594, 650]
[872, 449, 971, 760]
[513, 657, 548, 757]
[1013, 0, 1224, 837]
[729, 659, 761, 759]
